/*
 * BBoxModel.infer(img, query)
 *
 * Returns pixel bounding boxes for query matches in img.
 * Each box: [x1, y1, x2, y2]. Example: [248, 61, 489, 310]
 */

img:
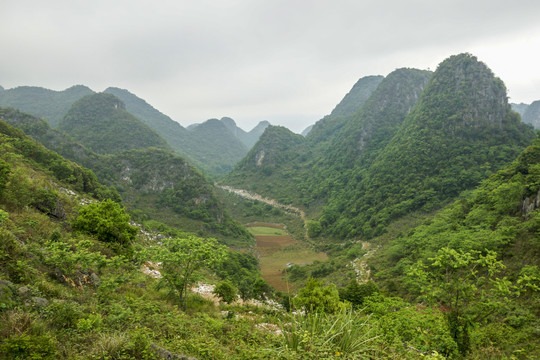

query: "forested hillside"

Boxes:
[0, 85, 94, 127]
[0, 108, 251, 243]
[223, 68, 432, 212]
[370, 135, 540, 355]
[57, 93, 169, 155]
[319, 54, 536, 238]
[225, 54, 536, 241]
[0, 85, 265, 176]
[0, 119, 271, 359]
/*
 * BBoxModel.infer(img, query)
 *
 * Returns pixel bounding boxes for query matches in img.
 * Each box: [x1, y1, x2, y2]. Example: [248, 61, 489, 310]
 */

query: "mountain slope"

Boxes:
[330, 75, 384, 117]
[57, 93, 169, 155]
[0, 85, 255, 176]
[106, 88, 251, 175]
[370, 134, 540, 354]
[323, 53, 536, 238]
[224, 126, 307, 205]
[306, 75, 384, 145]
[307, 68, 432, 206]
[0, 85, 94, 126]
[0, 107, 251, 243]
[223, 68, 431, 212]
[522, 100, 540, 129]
[188, 119, 248, 174]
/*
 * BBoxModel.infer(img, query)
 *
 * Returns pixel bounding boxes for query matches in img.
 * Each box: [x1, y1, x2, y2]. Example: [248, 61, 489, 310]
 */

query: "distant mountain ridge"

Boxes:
[0, 84, 271, 175]
[521, 100, 540, 129]
[190, 117, 271, 148]
[0, 85, 94, 126]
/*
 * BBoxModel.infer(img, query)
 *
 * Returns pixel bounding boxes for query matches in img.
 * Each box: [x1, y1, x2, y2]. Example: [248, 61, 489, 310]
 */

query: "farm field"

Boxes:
[247, 223, 327, 291]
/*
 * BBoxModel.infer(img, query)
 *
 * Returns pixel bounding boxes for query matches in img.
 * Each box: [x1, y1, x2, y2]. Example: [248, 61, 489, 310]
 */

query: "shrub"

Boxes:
[72, 199, 137, 246]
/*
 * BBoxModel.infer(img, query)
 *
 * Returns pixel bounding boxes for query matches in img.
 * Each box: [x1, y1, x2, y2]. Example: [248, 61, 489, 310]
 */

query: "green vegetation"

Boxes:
[149, 236, 227, 310]
[72, 199, 138, 248]
[1, 52, 539, 358]
[0, 108, 252, 244]
[103, 88, 254, 175]
[57, 93, 169, 155]
[0, 85, 93, 127]
[248, 226, 288, 236]
[213, 280, 237, 304]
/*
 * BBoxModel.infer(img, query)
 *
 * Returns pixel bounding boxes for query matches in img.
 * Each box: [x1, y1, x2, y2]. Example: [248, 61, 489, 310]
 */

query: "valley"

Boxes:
[247, 222, 327, 291]
[0, 52, 539, 359]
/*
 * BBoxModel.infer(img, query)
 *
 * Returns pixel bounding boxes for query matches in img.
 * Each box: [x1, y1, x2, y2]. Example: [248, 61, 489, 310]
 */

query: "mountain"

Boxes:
[189, 117, 271, 149]
[306, 75, 384, 145]
[105, 88, 257, 175]
[511, 102, 529, 116]
[101, 147, 252, 241]
[330, 75, 384, 117]
[0, 107, 250, 242]
[0, 85, 94, 126]
[188, 119, 248, 174]
[322, 53, 535, 238]
[370, 134, 540, 354]
[521, 100, 540, 129]
[0, 85, 256, 176]
[301, 124, 313, 136]
[242, 120, 271, 148]
[224, 68, 431, 210]
[57, 93, 169, 155]
[103, 86, 191, 140]
[224, 125, 307, 205]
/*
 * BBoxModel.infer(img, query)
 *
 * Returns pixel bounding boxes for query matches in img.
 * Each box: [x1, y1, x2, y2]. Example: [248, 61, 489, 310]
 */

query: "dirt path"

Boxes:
[216, 184, 309, 239]
[351, 242, 378, 283]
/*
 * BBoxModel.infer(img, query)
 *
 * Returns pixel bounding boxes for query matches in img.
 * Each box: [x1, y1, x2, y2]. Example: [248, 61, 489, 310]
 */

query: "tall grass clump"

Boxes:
[279, 309, 378, 359]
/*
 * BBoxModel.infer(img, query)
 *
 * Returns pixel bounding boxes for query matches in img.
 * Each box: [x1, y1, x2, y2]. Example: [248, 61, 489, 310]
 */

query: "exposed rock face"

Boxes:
[523, 189, 540, 216]
[31, 297, 50, 307]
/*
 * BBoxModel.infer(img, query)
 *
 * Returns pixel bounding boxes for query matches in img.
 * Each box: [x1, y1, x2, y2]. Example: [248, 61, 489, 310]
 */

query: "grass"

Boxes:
[248, 226, 288, 236]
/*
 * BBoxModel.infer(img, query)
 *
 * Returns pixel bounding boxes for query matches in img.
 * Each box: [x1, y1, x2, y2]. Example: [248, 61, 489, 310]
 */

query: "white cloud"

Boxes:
[1, 0, 540, 132]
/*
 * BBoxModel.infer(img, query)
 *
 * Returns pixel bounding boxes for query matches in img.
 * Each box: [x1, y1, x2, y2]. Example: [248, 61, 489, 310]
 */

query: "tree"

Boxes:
[294, 278, 344, 314]
[72, 199, 138, 247]
[407, 248, 510, 356]
[152, 236, 227, 310]
[306, 220, 322, 238]
[339, 280, 379, 309]
[0, 160, 11, 198]
[213, 280, 237, 304]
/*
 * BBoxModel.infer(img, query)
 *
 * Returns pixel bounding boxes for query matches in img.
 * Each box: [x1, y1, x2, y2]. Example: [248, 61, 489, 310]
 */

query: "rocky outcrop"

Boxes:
[523, 189, 540, 216]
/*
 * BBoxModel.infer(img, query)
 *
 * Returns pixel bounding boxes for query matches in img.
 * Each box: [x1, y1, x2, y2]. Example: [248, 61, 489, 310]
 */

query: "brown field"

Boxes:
[255, 234, 296, 248]
[248, 224, 327, 292]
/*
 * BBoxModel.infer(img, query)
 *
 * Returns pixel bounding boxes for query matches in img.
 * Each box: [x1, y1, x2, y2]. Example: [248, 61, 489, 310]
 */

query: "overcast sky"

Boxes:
[2, 0, 540, 133]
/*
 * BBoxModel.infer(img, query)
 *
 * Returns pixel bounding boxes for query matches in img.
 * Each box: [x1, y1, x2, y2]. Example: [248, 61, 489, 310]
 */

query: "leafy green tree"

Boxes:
[72, 199, 137, 247]
[151, 236, 227, 310]
[306, 220, 322, 238]
[252, 277, 274, 300]
[294, 278, 344, 314]
[339, 280, 379, 309]
[213, 280, 237, 304]
[0, 160, 10, 198]
[407, 248, 511, 356]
